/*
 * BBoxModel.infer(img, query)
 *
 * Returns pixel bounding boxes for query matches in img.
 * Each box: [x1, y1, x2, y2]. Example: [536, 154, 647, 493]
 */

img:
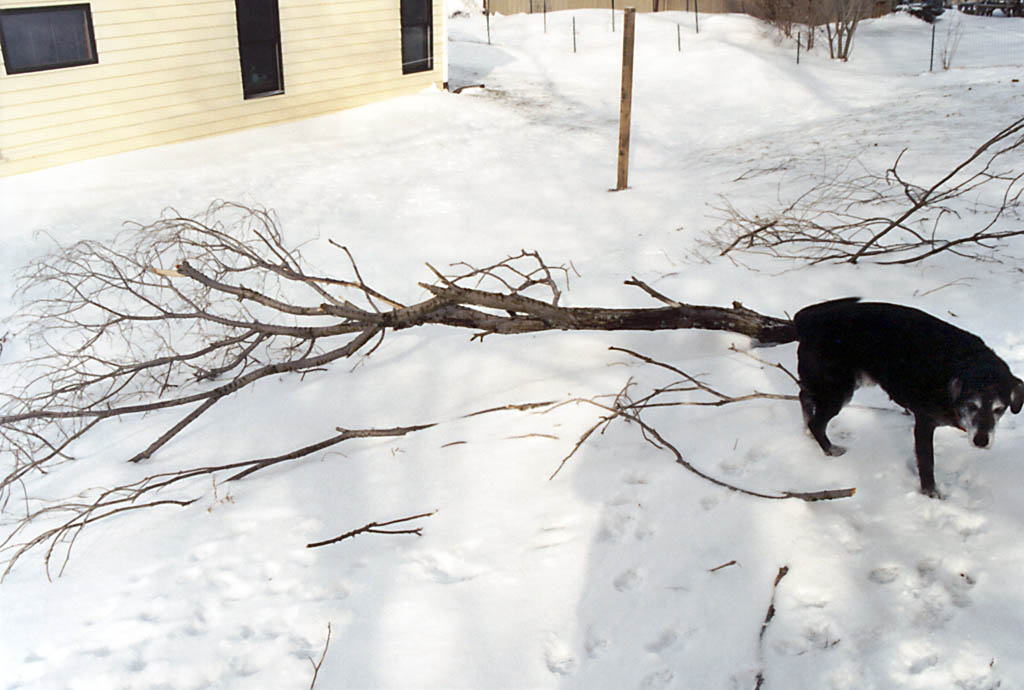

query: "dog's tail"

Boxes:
[792, 297, 861, 340]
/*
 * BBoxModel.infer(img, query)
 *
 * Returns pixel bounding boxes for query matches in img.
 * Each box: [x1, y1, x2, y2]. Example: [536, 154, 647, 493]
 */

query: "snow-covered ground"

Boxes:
[2, 10, 1023, 690]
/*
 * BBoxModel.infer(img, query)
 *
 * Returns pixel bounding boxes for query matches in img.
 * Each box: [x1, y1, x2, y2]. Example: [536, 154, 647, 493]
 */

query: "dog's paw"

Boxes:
[826, 445, 847, 457]
[921, 486, 943, 500]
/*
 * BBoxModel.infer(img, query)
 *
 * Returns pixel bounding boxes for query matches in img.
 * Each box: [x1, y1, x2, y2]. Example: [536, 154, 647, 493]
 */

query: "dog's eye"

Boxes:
[994, 405, 1006, 416]
[966, 402, 980, 413]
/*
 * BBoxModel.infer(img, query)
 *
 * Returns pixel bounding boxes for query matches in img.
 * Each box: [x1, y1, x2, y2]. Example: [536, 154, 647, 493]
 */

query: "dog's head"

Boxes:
[950, 372, 1024, 449]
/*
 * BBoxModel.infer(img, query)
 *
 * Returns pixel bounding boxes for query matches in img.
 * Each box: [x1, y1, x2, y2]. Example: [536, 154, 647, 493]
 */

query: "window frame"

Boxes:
[0, 3, 98, 75]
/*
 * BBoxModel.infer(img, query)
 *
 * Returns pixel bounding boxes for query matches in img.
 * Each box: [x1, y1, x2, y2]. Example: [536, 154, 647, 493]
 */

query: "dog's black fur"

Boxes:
[794, 297, 1024, 497]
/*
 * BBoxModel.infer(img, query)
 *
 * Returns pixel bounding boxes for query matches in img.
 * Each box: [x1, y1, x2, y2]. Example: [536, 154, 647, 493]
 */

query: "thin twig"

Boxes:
[624, 276, 682, 307]
[754, 566, 791, 690]
[728, 344, 800, 385]
[309, 622, 332, 689]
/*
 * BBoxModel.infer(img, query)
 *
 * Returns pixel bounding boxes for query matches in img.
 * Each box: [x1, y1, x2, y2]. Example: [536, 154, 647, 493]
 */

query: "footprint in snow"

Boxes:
[598, 477, 657, 543]
[645, 628, 679, 654]
[597, 511, 637, 544]
[898, 639, 941, 676]
[532, 523, 575, 551]
[622, 471, 650, 486]
[868, 565, 900, 584]
[613, 567, 646, 593]
[599, 511, 655, 543]
[544, 640, 578, 676]
[584, 626, 609, 659]
[410, 551, 484, 584]
[640, 668, 675, 689]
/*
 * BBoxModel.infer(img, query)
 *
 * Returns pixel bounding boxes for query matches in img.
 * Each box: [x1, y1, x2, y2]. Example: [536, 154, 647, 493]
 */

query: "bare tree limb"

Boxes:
[306, 511, 437, 548]
[707, 116, 1024, 265]
[0, 397, 551, 577]
[547, 350, 854, 502]
[226, 424, 436, 481]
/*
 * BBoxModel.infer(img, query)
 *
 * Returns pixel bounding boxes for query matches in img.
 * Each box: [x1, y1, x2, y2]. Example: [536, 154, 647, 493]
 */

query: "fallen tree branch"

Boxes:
[0, 204, 805, 577]
[0, 206, 795, 495]
[306, 511, 437, 548]
[0, 422, 430, 581]
[0, 400, 550, 578]
[548, 351, 855, 502]
[706, 116, 1024, 265]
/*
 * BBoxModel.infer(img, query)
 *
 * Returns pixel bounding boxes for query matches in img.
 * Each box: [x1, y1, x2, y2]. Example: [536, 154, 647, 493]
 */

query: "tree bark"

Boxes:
[411, 283, 797, 346]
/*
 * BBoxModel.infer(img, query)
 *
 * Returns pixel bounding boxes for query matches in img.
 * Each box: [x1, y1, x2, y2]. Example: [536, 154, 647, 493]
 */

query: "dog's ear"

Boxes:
[949, 377, 963, 402]
[1012, 378, 1024, 414]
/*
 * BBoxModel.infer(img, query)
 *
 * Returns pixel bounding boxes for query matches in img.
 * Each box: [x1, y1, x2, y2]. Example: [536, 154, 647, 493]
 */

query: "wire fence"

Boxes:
[474, 3, 1023, 72]
[488, 0, 746, 13]
[934, 13, 1024, 69]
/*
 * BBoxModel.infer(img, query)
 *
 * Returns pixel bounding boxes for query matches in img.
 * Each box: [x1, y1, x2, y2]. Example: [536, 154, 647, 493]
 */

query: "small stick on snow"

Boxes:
[754, 566, 790, 690]
[709, 560, 738, 573]
[306, 511, 437, 548]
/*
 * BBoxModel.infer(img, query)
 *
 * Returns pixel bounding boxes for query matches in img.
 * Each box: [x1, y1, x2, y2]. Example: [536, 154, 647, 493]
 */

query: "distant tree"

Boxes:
[802, 0, 821, 50]
[822, 0, 872, 61]
[750, 0, 871, 60]
[750, 0, 798, 37]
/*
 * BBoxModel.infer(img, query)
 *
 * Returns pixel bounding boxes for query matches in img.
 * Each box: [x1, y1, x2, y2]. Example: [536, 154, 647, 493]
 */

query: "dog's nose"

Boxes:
[973, 432, 990, 448]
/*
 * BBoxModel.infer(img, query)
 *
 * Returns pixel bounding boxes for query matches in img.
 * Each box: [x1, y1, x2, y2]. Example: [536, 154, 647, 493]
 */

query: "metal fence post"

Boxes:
[930, 22, 936, 71]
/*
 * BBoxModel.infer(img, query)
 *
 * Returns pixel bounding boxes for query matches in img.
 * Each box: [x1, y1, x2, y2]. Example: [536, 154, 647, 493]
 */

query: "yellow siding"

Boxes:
[0, 0, 446, 176]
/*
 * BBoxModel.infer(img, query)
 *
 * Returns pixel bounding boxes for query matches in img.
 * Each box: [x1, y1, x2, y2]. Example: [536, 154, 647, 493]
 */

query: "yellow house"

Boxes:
[0, 0, 447, 176]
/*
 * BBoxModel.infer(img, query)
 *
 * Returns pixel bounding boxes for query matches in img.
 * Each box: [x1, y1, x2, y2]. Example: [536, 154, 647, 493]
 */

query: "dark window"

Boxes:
[0, 4, 98, 75]
[400, 0, 433, 74]
[234, 0, 283, 99]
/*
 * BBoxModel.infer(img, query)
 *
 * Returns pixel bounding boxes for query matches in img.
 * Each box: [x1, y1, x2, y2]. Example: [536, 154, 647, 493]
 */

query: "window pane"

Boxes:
[234, 0, 283, 98]
[401, 27, 431, 73]
[1, 5, 97, 74]
[400, 0, 432, 75]
[401, 0, 430, 27]
[238, 41, 282, 97]
[236, 0, 279, 42]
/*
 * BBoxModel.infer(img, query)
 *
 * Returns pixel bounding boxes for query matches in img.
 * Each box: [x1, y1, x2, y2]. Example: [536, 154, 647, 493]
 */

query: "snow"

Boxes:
[2, 9, 1023, 690]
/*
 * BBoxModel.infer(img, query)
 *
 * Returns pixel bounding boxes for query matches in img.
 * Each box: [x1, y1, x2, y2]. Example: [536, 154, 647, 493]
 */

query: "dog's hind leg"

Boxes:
[913, 416, 941, 498]
[797, 342, 856, 457]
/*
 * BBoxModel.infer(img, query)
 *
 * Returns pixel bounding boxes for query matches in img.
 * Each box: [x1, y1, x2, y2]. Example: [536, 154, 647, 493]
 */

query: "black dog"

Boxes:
[794, 297, 1023, 497]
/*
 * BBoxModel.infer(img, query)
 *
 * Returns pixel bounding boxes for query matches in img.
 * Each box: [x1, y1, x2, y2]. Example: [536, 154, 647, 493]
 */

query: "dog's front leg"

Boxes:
[913, 416, 940, 498]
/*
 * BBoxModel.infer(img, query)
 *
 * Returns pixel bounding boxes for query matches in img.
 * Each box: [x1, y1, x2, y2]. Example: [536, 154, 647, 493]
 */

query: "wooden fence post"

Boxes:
[615, 7, 636, 191]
